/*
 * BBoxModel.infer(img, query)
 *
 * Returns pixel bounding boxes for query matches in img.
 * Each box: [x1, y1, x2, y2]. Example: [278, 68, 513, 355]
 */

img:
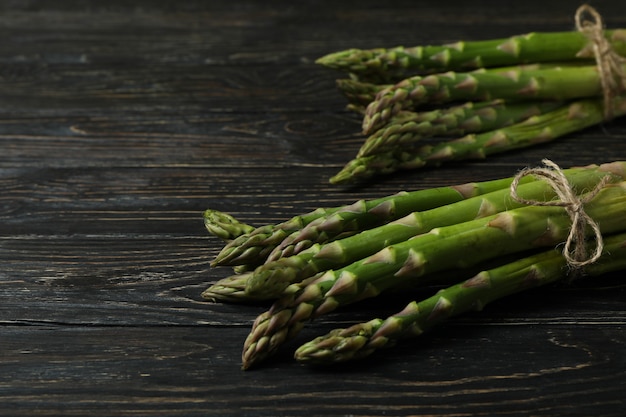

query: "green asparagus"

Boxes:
[335, 78, 391, 110]
[331, 97, 626, 185]
[357, 100, 563, 157]
[201, 273, 253, 303]
[316, 29, 626, 83]
[203, 210, 256, 241]
[294, 230, 626, 365]
[242, 181, 626, 369]
[265, 172, 525, 263]
[213, 174, 539, 267]
[244, 162, 624, 299]
[362, 64, 612, 134]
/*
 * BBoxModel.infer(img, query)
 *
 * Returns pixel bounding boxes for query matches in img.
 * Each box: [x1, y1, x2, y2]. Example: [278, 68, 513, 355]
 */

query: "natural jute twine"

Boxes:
[510, 159, 610, 269]
[575, 4, 626, 120]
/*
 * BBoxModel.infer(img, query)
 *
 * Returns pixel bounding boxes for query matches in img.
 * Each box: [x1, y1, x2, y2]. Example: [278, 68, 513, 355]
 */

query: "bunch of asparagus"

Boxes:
[203, 161, 626, 369]
[314, 6, 626, 184]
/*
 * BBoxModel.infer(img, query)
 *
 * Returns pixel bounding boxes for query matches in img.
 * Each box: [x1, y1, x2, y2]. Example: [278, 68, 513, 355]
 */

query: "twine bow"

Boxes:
[575, 4, 626, 120]
[510, 159, 610, 269]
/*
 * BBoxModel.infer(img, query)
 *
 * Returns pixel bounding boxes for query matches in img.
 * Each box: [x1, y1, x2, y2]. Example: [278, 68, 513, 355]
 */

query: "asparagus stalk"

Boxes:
[294, 230, 626, 365]
[357, 100, 563, 157]
[212, 174, 536, 267]
[361, 64, 613, 134]
[331, 97, 626, 185]
[335, 78, 391, 110]
[212, 207, 332, 268]
[316, 29, 626, 83]
[268, 162, 574, 262]
[244, 163, 624, 299]
[205, 267, 465, 304]
[203, 210, 256, 241]
[265, 174, 541, 263]
[201, 274, 252, 303]
[241, 181, 626, 369]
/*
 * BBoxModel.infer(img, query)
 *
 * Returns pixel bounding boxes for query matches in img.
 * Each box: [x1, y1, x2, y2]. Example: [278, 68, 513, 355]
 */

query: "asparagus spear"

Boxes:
[267, 162, 568, 262]
[316, 29, 626, 83]
[357, 100, 563, 157]
[245, 163, 624, 299]
[201, 274, 252, 303]
[241, 181, 626, 369]
[331, 97, 626, 185]
[203, 210, 255, 241]
[294, 230, 626, 365]
[361, 64, 612, 134]
[266, 159, 510, 262]
[335, 78, 391, 110]
[212, 174, 535, 267]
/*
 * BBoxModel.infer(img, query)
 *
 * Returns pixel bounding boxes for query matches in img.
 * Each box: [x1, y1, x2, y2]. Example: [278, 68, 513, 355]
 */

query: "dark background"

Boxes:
[1, 1, 625, 416]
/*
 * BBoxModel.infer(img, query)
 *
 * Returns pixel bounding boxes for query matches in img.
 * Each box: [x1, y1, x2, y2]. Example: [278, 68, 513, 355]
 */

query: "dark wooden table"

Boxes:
[2, 1, 625, 415]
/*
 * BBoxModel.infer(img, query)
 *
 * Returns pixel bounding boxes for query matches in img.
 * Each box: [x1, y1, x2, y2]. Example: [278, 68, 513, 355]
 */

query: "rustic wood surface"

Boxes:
[1, 1, 625, 415]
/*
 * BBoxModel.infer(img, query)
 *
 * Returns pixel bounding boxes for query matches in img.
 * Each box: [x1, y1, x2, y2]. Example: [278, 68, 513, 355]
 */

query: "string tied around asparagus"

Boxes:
[510, 159, 610, 269]
[575, 4, 626, 120]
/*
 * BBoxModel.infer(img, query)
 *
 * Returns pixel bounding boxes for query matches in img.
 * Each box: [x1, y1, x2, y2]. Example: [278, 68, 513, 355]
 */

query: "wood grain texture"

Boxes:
[1, 1, 625, 416]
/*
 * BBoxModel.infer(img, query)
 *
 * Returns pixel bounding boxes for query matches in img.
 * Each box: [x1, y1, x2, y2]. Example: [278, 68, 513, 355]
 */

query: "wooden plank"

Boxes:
[0, 323, 624, 416]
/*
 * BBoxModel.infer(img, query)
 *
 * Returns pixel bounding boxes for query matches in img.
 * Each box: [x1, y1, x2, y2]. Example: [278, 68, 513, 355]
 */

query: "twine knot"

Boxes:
[510, 159, 610, 269]
[575, 4, 626, 120]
